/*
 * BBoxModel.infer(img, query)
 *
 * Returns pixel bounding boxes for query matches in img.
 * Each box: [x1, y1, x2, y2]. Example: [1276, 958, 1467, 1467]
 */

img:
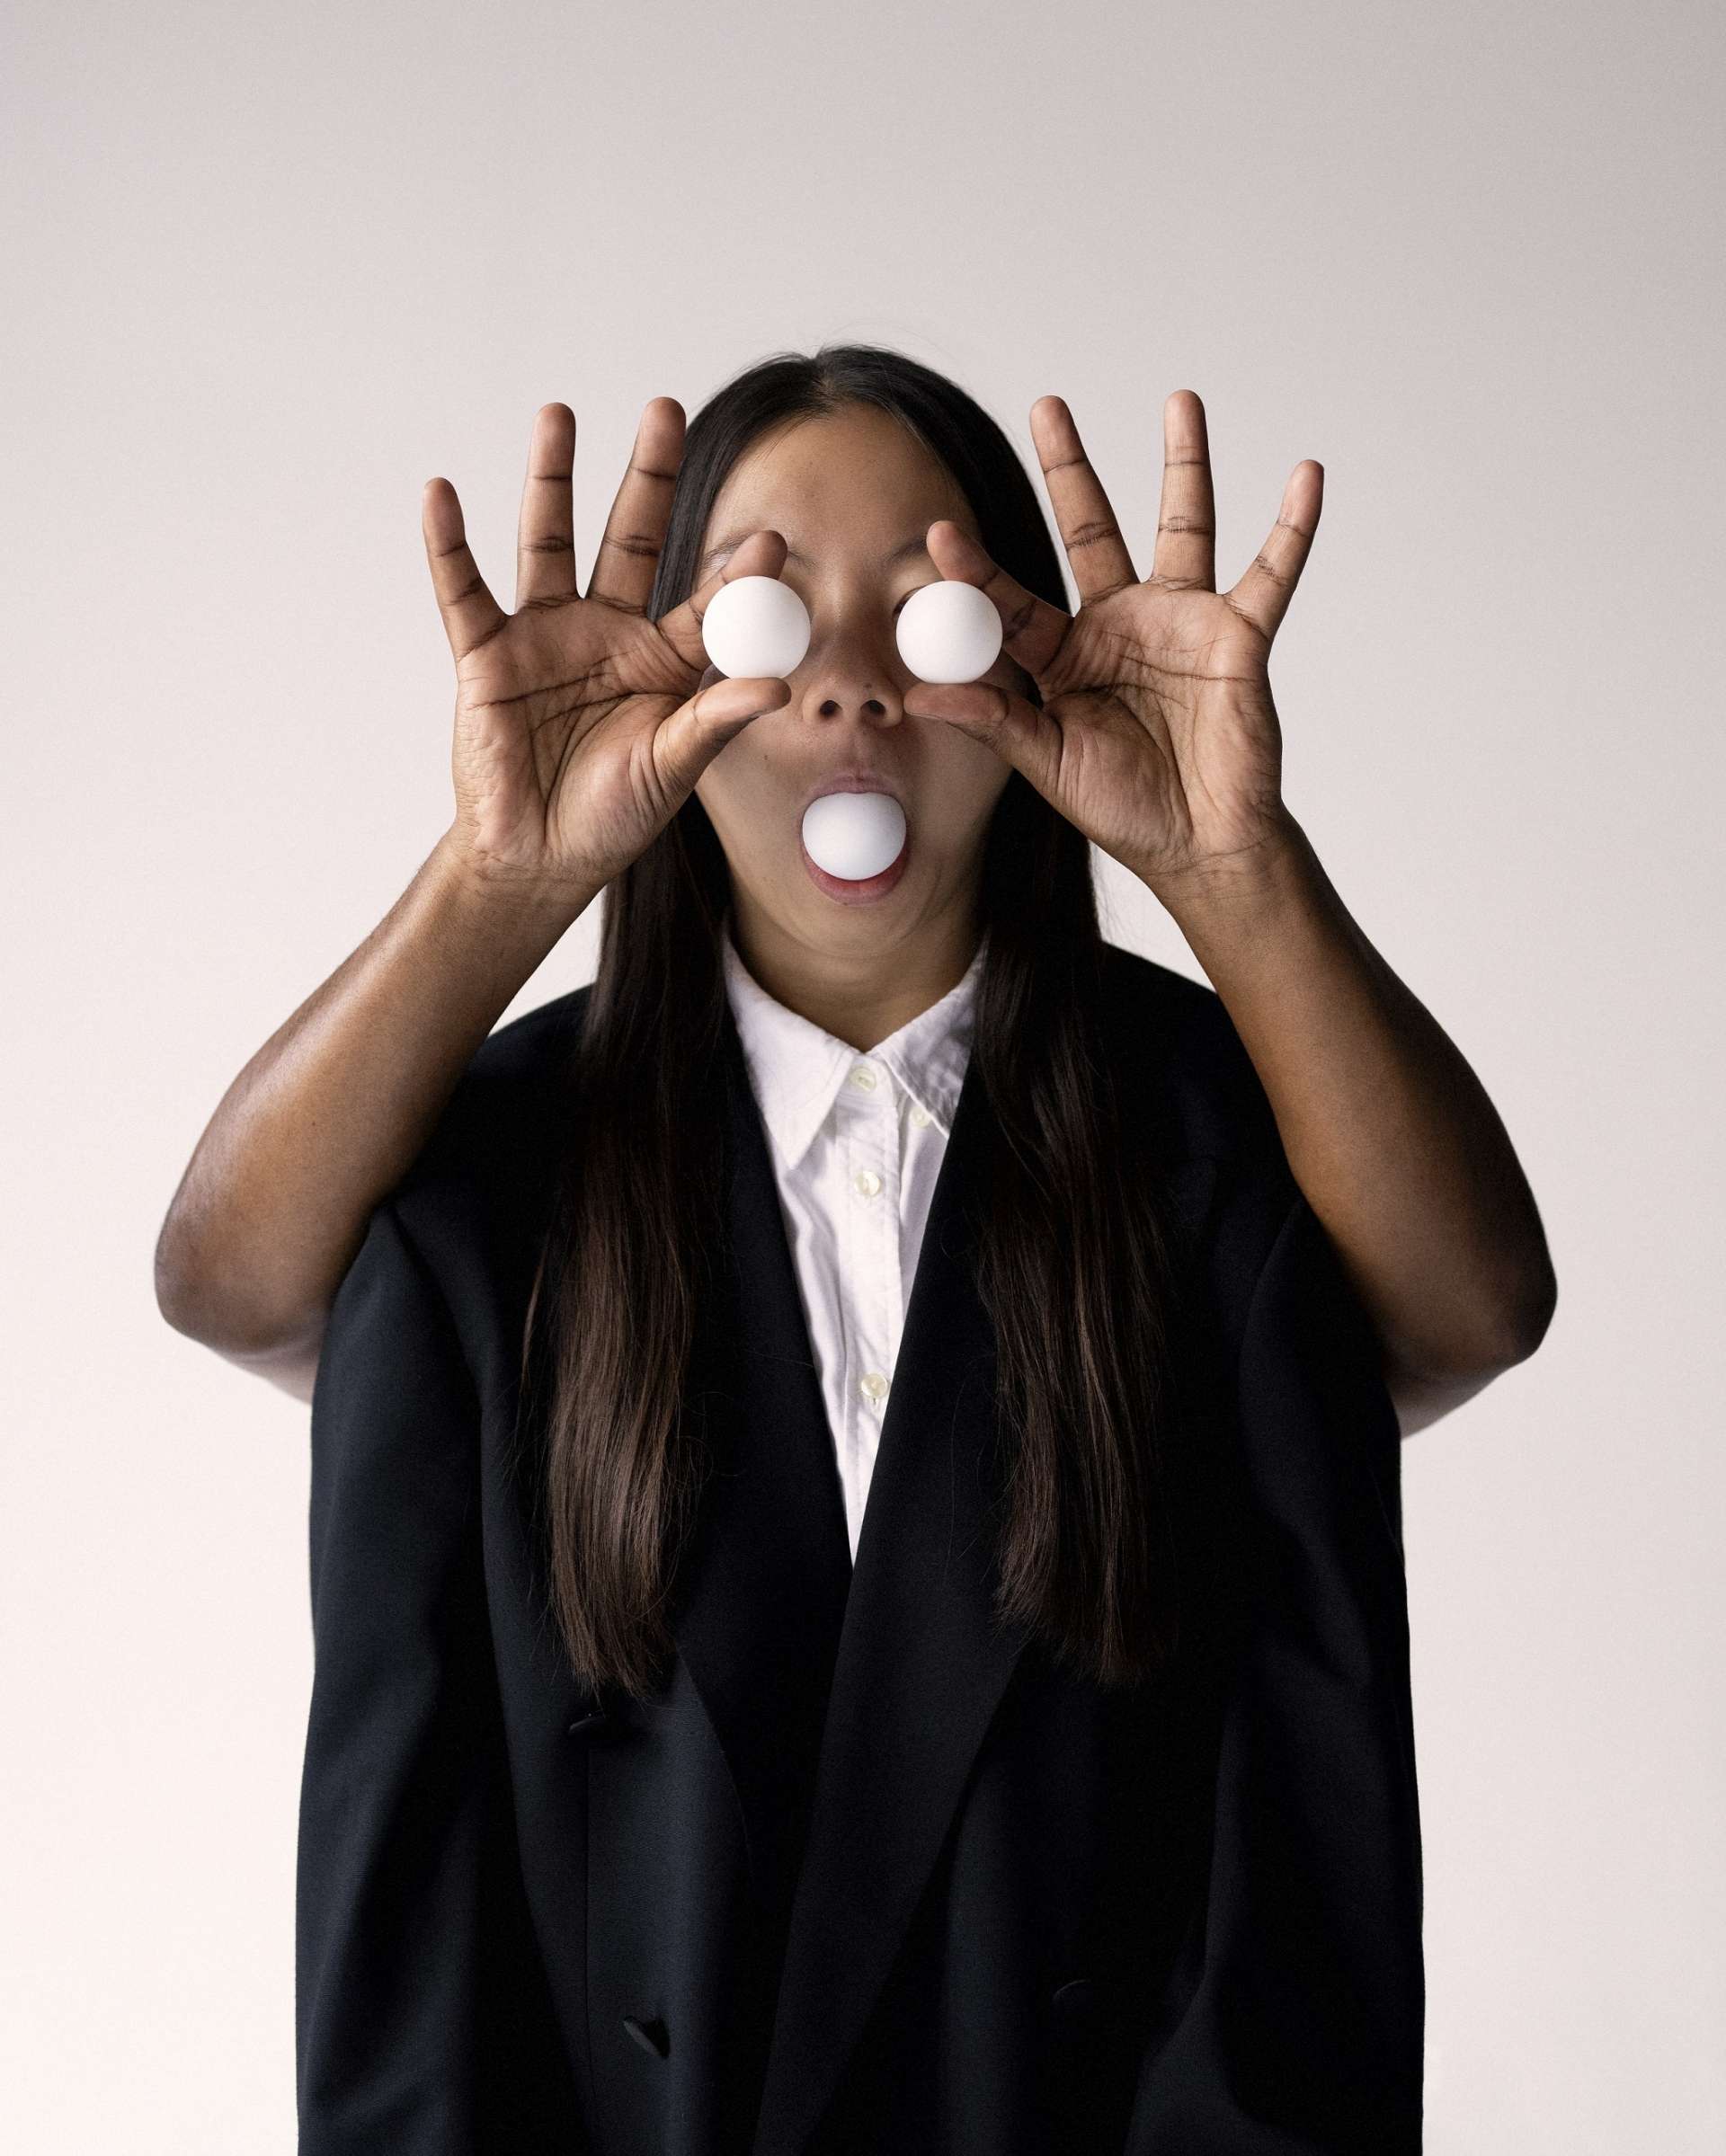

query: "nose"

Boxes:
[791, 608, 906, 728]
[697, 599, 909, 726]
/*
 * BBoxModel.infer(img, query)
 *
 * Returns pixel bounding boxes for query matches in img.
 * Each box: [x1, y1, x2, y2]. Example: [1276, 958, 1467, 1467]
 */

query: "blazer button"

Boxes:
[1049, 1976, 1098, 2021]
[622, 2013, 670, 2058]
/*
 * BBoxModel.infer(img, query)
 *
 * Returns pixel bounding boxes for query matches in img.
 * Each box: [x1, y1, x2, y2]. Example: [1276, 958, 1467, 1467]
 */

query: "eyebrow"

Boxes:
[695, 529, 935, 579]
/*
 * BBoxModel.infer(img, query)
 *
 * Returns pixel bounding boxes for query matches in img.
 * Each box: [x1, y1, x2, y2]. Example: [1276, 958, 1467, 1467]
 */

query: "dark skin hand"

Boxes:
[906, 391, 1558, 1426]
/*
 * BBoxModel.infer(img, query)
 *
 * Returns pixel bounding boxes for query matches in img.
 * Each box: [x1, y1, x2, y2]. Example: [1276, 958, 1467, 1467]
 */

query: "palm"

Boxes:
[448, 600, 689, 880]
[1034, 577, 1283, 874]
[425, 400, 790, 892]
[909, 391, 1317, 892]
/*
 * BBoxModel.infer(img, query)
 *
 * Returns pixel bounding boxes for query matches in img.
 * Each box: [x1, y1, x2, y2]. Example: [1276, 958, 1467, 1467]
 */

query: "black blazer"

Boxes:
[295, 941, 1423, 2154]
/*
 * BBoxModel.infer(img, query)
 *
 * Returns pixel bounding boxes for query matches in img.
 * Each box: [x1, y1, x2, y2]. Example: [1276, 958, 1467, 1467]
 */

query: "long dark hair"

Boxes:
[520, 344, 1189, 1699]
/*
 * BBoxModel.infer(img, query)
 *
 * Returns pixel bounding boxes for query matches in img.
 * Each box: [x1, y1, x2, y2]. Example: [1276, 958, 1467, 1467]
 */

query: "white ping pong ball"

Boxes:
[701, 574, 812, 681]
[894, 579, 1003, 685]
[802, 791, 907, 882]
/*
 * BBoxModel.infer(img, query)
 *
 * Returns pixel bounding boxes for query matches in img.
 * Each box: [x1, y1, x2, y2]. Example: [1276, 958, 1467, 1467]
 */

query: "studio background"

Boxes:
[3, 1, 1720, 2148]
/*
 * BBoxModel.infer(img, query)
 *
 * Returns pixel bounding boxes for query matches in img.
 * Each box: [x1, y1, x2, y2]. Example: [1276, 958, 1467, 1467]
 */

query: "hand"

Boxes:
[903, 392, 1318, 898]
[423, 401, 792, 896]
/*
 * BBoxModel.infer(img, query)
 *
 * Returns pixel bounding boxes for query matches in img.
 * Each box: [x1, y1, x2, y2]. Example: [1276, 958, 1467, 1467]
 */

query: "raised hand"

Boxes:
[423, 401, 791, 895]
[903, 392, 1319, 895]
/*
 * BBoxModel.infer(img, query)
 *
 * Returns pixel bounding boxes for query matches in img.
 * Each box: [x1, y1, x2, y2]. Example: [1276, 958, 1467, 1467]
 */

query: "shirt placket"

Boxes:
[837, 1052, 904, 1537]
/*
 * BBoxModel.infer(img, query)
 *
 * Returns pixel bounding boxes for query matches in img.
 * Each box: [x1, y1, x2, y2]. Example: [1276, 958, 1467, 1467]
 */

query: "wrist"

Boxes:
[1142, 808, 1314, 927]
[428, 827, 600, 928]
[1149, 811, 1370, 1002]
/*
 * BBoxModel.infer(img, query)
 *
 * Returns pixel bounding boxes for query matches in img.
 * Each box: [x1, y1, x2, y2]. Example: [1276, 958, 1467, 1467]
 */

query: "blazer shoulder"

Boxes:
[1098, 941, 1289, 1184]
[389, 979, 595, 1235]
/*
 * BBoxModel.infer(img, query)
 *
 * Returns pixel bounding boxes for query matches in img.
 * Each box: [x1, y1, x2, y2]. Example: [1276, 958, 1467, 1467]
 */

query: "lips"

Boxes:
[799, 768, 905, 817]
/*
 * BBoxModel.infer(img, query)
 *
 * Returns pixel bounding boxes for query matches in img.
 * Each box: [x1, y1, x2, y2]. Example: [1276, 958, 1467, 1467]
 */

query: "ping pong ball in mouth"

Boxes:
[894, 580, 1003, 684]
[802, 791, 907, 882]
[700, 574, 812, 681]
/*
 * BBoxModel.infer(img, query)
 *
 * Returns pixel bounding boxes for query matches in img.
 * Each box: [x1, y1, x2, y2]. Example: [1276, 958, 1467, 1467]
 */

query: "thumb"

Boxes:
[654, 674, 792, 800]
[903, 679, 1063, 798]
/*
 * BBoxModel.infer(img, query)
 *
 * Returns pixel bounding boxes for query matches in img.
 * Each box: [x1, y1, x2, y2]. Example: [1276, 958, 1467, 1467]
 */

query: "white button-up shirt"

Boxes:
[721, 918, 989, 1566]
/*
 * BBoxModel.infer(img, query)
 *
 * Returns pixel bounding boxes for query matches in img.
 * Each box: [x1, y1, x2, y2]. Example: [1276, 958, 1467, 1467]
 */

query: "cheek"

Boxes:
[923, 723, 1010, 825]
[695, 705, 786, 821]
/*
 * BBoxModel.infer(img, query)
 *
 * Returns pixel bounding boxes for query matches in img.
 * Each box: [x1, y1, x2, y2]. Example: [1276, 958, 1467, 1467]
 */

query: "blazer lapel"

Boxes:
[748, 1024, 1036, 2156]
[668, 1010, 857, 1947]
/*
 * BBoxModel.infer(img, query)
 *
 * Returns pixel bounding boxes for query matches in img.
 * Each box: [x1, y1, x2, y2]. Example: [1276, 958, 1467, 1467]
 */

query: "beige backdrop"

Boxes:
[4, 0, 1722, 2147]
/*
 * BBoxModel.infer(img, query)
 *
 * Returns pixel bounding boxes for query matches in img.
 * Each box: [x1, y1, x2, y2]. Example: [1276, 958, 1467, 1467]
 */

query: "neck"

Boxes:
[727, 897, 985, 1052]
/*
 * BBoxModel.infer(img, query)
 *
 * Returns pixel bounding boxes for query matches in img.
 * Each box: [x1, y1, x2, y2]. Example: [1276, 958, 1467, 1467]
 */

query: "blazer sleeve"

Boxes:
[295, 1197, 579, 2154]
[1129, 1191, 1426, 2153]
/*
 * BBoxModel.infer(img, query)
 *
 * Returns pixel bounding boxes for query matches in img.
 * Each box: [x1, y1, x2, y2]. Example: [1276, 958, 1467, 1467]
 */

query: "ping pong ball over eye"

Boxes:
[894, 580, 1004, 685]
[700, 574, 813, 681]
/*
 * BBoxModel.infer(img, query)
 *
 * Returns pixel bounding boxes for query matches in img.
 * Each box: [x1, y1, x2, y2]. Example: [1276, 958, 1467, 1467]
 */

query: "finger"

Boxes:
[901, 679, 1063, 803]
[1151, 390, 1217, 593]
[514, 404, 578, 610]
[1226, 461, 1323, 643]
[586, 397, 687, 617]
[654, 530, 791, 673]
[1028, 395, 1139, 604]
[924, 521, 1072, 679]
[422, 477, 507, 662]
[654, 674, 792, 796]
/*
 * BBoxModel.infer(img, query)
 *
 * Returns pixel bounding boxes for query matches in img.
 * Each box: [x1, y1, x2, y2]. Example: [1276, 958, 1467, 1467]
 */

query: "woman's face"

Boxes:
[691, 404, 1035, 960]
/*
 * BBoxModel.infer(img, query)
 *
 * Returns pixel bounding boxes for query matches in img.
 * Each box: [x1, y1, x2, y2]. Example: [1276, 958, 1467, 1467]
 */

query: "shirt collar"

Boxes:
[722, 917, 987, 1173]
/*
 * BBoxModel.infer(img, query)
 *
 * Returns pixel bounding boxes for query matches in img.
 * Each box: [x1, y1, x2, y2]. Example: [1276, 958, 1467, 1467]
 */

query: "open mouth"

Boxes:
[798, 788, 911, 903]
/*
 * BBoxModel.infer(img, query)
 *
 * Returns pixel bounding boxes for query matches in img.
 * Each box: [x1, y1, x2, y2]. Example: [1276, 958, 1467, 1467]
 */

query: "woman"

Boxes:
[158, 345, 1554, 2152]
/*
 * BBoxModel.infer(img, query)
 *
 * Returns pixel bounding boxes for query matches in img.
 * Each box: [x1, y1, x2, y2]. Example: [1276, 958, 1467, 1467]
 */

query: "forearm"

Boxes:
[155, 830, 596, 1367]
[1151, 812, 1557, 1385]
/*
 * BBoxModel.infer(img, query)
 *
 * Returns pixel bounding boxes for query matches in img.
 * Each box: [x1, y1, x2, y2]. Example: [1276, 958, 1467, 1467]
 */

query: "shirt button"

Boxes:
[909, 1104, 931, 1128]
[859, 1371, 890, 1404]
[853, 1168, 883, 1199]
[848, 1063, 878, 1090]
